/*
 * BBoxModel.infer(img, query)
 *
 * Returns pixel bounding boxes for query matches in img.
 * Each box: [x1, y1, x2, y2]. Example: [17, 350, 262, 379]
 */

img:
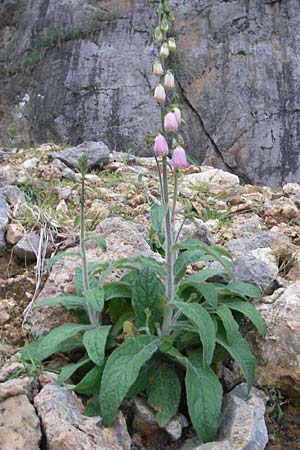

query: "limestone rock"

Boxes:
[0, 195, 10, 251]
[0, 394, 42, 450]
[51, 141, 110, 170]
[13, 231, 41, 262]
[253, 282, 300, 396]
[34, 383, 131, 450]
[5, 222, 24, 245]
[264, 197, 299, 224]
[225, 232, 292, 258]
[23, 157, 39, 170]
[180, 169, 240, 197]
[0, 185, 26, 205]
[233, 254, 277, 295]
[182, 384, 268, 450]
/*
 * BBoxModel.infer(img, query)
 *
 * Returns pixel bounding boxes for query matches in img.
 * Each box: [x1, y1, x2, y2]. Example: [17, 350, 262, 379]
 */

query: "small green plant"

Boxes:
[21, 1, 266, 444]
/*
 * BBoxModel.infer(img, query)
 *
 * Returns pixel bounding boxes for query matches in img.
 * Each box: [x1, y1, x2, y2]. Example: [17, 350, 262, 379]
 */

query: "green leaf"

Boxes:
[99, 336, 160, 426]
[150, 203, 167, 242]
[36, 294, 85, 310]
[194, 282, 219, 308]
[85, 287, 105, 312]
[216, 327, 256, 390]
[174, 249, 207, 283]
[215, 304, 239, 345]
[173, 240, 234, 275]
[21, 323, 92, 363]
[74, 365, 103, 394]
[178, 268, 226, 294]
[57, 358, 90, 384]
[173, 302, 216, 367]
[126, 358, 159, 398]
[74, 264, 98, 296]
[147, 363, 181, 427]
[104, 282, 131, 301]
[132, 266, 165, 329]
[109, 298, 132, 323]
[223, 298, 266, 336]
[111, 310, 135, 338]
[83, 326, 111, 366]
[84, 235, 107, 251]
[186, 360, 222, 443]
[84, 395, 101, 416]
[47, 251, 80, 270]
[227, 280, 261, 299]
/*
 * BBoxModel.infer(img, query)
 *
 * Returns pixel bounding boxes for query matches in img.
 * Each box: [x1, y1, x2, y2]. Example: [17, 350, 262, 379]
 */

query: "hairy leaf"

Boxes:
[83, 326, 111, 366]
[222, 298, 266, 336]
[104, 282, 131, 301]
[99, 336, 159, 426]
[36, 294, 85, 310]
[74, 365, 103, 394]
[174, 249, 207, 283]
[57, 358, 90, 384]
[226, 280, 262, 299]
[21, 323, 92, 362]
[147, 363, 181, 427]
[74, 264, 98, 296]
[174, 302, 216, 367]
[216, 328, 256, 390]
[178, 268, 226, 294]
[85, 287, 105, 312]
[132, 266, 165, 329]
[47, 251, 80, 270]
[186, 360, 222, 443]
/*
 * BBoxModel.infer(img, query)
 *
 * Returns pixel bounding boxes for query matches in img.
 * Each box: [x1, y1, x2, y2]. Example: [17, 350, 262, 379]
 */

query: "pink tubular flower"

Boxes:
[153, 134, 169, 157]
[154, 84, 166, 103]
[164, 112, 178, 132]
[172, 146, 188, 169]
[174, 107, 181, 125]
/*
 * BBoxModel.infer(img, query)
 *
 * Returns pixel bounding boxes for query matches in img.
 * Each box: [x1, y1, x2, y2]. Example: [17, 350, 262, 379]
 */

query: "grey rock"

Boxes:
[0, 394, 42, 450]
[182, 384, 268, 450]
[34, 383, 131, 450]
[252, 282, 300, 397]
[176, 218, 214, 245]
[51, 141, 110, 169]
[2, 2, 300, 186]
[225, 232, 291, 258]
[0, 195, 10, 251]
[0, 185, 26, 205]
[132, 397, 188, 443]
[111, 151, 136, 164]
[13, 231, 41, 262]
[233, 255, 278, 295]
[62, 167, 77, 179]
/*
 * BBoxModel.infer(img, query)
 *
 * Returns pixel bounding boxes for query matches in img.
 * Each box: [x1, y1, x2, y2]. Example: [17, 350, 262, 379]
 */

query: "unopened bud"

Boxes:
[161, 17, 169, 32]
[153, 134, 169, 157]
[154, 84, 166, 103]
[168, 38, 176, 52]
[164, 112, 178, 132]
[174, 107, 181, 125]
[172, 146, 188, 169]
[155, 26, 163, 42]
[160, 42, 169, 59]
[153, 61, 164, 77]
[164, 71, 175, 90]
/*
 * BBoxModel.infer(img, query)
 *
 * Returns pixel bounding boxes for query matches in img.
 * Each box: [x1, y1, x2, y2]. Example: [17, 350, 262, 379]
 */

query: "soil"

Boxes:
[266, 402, 300, 450]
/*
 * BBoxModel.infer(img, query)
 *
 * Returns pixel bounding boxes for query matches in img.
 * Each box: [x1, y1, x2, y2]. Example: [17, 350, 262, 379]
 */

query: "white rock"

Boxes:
[23, 158, 39, 170]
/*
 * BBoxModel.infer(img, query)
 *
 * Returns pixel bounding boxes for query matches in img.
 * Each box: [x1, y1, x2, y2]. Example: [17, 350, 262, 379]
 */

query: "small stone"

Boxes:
[0, 196, 10, 251]
[0, 363, 25, 382]
[23, 157, 39, 170]
[56, 199, 68, 212]
[51, 141, 110, 170]
[56, 186, 72, 200]
[264, 197, 299, 223]
[165, 413, 189, 441]
[85, 174, 100, 182]
[5, 223, 24, 245]
[62, 167, 77, 179]
[13, 231, 42, 263]
[0, 185, 26, 205]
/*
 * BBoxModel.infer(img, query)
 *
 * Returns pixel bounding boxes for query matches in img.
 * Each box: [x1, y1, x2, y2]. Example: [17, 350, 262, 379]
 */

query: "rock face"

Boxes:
[253, 281, 300, 397]
[1, 1, 300, 186]
[34, 383, 131, 450]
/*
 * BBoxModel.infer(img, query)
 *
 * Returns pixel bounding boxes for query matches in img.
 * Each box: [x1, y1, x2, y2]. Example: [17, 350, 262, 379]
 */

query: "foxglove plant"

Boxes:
[21, 0, 266, 444]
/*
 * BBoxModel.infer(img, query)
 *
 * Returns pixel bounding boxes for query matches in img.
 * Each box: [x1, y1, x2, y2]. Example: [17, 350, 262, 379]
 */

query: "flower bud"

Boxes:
[153, 61, 164, 77]
[174, 107, 181, 125]
[164, 71, 175, 90]
[168, 38, 176, 52]
[160, 42, 169, 59]
[161, 17, 169, 32]
[153, 134, 169, 157]
[155, 26, 163, 42]
[164, 112, 178, 132]
[172, 146, 188, 169]
[154, 84, 166, 103]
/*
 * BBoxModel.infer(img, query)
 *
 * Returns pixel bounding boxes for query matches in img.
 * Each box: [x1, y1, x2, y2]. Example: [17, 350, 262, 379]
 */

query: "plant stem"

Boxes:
[162, 157, 175, 335]
[80, 173, 97, 326]
[172, 169, 178, 226]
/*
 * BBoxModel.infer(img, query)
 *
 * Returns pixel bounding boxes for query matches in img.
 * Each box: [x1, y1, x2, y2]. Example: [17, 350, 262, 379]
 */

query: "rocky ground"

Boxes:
[0, 141, 300, 449]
